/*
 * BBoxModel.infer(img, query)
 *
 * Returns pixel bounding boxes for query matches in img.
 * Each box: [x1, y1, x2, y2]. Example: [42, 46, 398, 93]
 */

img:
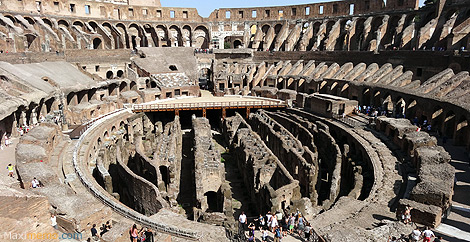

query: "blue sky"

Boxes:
[160, 0, 425, 17]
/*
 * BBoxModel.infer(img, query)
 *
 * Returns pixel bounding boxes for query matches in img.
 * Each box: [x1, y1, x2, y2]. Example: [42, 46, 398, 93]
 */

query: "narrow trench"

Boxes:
[177, 130, 196, 219]
[212, 132, 258, 219]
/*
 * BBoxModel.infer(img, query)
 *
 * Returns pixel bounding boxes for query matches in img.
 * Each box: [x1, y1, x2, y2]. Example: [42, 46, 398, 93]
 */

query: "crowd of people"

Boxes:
[89, 221, 115, 241]
[127, 224, 154, 242]
[388, 226, 443, 242]
[239, 210, 314, 242]
[194, 48, 213, 54]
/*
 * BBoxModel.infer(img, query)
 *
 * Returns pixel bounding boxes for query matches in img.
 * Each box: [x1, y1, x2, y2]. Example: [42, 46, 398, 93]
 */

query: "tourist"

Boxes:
[304, 222, 312, 241]
[270, 214, 278, 232]
[106, 220, 112, 230]
[266, 211, 273, 229]
[388, 236, 398, 242]
[30, 177, 41, 188]
[51, 214, 58, 230]
[129, 224, 138, 242]
[138, 227, 147, 242]
[91, 224, 99, 241]
[6, 163, 14, 178]
[4, 135, 9, 147]
[239, 211, 247, 231]
[144, 228, 154, 242]
[282, 215, 289, 237]
[247, 222, 255, 241]
[421, 227, 434, 242]
[288, 213, 295, 234]
[274, 226, 282, 242]
[297, 213, 305, 235]
[275, 210, 283, 222]
[255, 214, 265, 230]
[402, 205, 412, 224]
[261, 228, 268, 242]
[410, 228, 421, 241]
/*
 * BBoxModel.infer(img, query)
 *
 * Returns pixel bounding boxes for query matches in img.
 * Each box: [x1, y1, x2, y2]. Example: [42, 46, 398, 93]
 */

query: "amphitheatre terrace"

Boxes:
[0, 0, 469, 241]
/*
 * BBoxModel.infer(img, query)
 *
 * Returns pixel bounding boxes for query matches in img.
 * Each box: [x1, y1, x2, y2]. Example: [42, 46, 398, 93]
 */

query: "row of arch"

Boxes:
[314, 80, 470, 147]
[0, 14, 211, 52]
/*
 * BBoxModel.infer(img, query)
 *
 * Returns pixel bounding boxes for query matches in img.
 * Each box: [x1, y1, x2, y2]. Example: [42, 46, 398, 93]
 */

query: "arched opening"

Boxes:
[204, 191, 222, 212]
[382, 94, 393, 114]
[372, 90, 381, 107]
[233, 39, 242, 48]
[455, 116, 469, 146]
[194, 26, 209, 49]
[395, 97, 406, 118]
[443, 111, 456, 138]
[431, 106, 444, 130]
[67, 92, 75, 106]
[159, 166, 170, 191]
[406, 99, 417, 119]
[117, 70, 124, 78]
[119, 82, 128, 92]
[182, 25, 192, 47]
[108, 83, 118, 96]
[130, 81, 137, 91]
[362, 88, 371, 106]
[106, 71, 114, 79]
[92, 38, 102, 49]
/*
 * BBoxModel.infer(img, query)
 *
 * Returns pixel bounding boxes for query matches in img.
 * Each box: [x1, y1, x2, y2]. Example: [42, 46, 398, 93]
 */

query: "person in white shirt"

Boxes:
[411, 228, 421, 241]
[30, 178, 40, 188]
[51, 214, 58, 229]
[266, 211, 273, 229]
[421, 227, 435, 242]
[239, 211, 247, 231]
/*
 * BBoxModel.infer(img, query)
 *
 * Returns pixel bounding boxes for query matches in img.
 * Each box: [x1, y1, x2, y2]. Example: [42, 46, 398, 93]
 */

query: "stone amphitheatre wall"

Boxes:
[284, 108, 379, 201]
[0, 0, 467, 54]
[217, 59, 470, 150]
[376, 117, 455, 227]
[74, 111, 201, 240]
[225, 113, 301, 213]
[191, 117, 231, 223]
[248, 110, 319, 204]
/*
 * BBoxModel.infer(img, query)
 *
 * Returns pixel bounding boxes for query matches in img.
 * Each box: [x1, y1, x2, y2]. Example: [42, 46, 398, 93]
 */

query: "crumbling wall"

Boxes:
[226, 113, 300, 213]
[248, 110, 318, 204]
[152, 116, 183, 206]
[191, 116, 229, 222]
[375, 117, 454, 227]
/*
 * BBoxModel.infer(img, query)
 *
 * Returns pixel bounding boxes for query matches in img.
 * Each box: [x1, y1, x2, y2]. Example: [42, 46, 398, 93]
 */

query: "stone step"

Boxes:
[436, 223, 470, 241]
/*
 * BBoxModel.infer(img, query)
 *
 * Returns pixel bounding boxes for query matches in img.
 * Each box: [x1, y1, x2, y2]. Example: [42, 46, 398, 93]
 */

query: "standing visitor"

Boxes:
[297, 214, 304, 235]
[91, 224, 99, 241]
[304, 222, 312, 241]
[6, 163, 14, 178]
[129, 224, 138, 242]
[421, 227, 435, 242]
[274, 226, 282, 242]
[51, 214, 58, 230]
[239, 211, 247, 231]
[410, 228, 421, 242]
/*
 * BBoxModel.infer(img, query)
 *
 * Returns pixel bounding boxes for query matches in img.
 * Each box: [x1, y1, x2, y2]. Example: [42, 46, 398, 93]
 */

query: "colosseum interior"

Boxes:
[0, 0, 469, 241]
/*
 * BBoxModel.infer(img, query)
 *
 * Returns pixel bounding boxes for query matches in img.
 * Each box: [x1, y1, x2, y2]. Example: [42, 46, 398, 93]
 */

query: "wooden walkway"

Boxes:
[132, 100, 287, 118]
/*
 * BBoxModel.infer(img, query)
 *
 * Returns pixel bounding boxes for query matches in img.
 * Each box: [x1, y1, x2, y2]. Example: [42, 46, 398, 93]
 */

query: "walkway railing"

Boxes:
[132, 100, 286, 112]
[68, 108, 125, 139]
[331, 113, 365, 128]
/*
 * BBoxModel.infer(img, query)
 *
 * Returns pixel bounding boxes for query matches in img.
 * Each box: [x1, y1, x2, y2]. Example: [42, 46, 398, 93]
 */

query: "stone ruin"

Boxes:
[0, 0, 468, 241]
